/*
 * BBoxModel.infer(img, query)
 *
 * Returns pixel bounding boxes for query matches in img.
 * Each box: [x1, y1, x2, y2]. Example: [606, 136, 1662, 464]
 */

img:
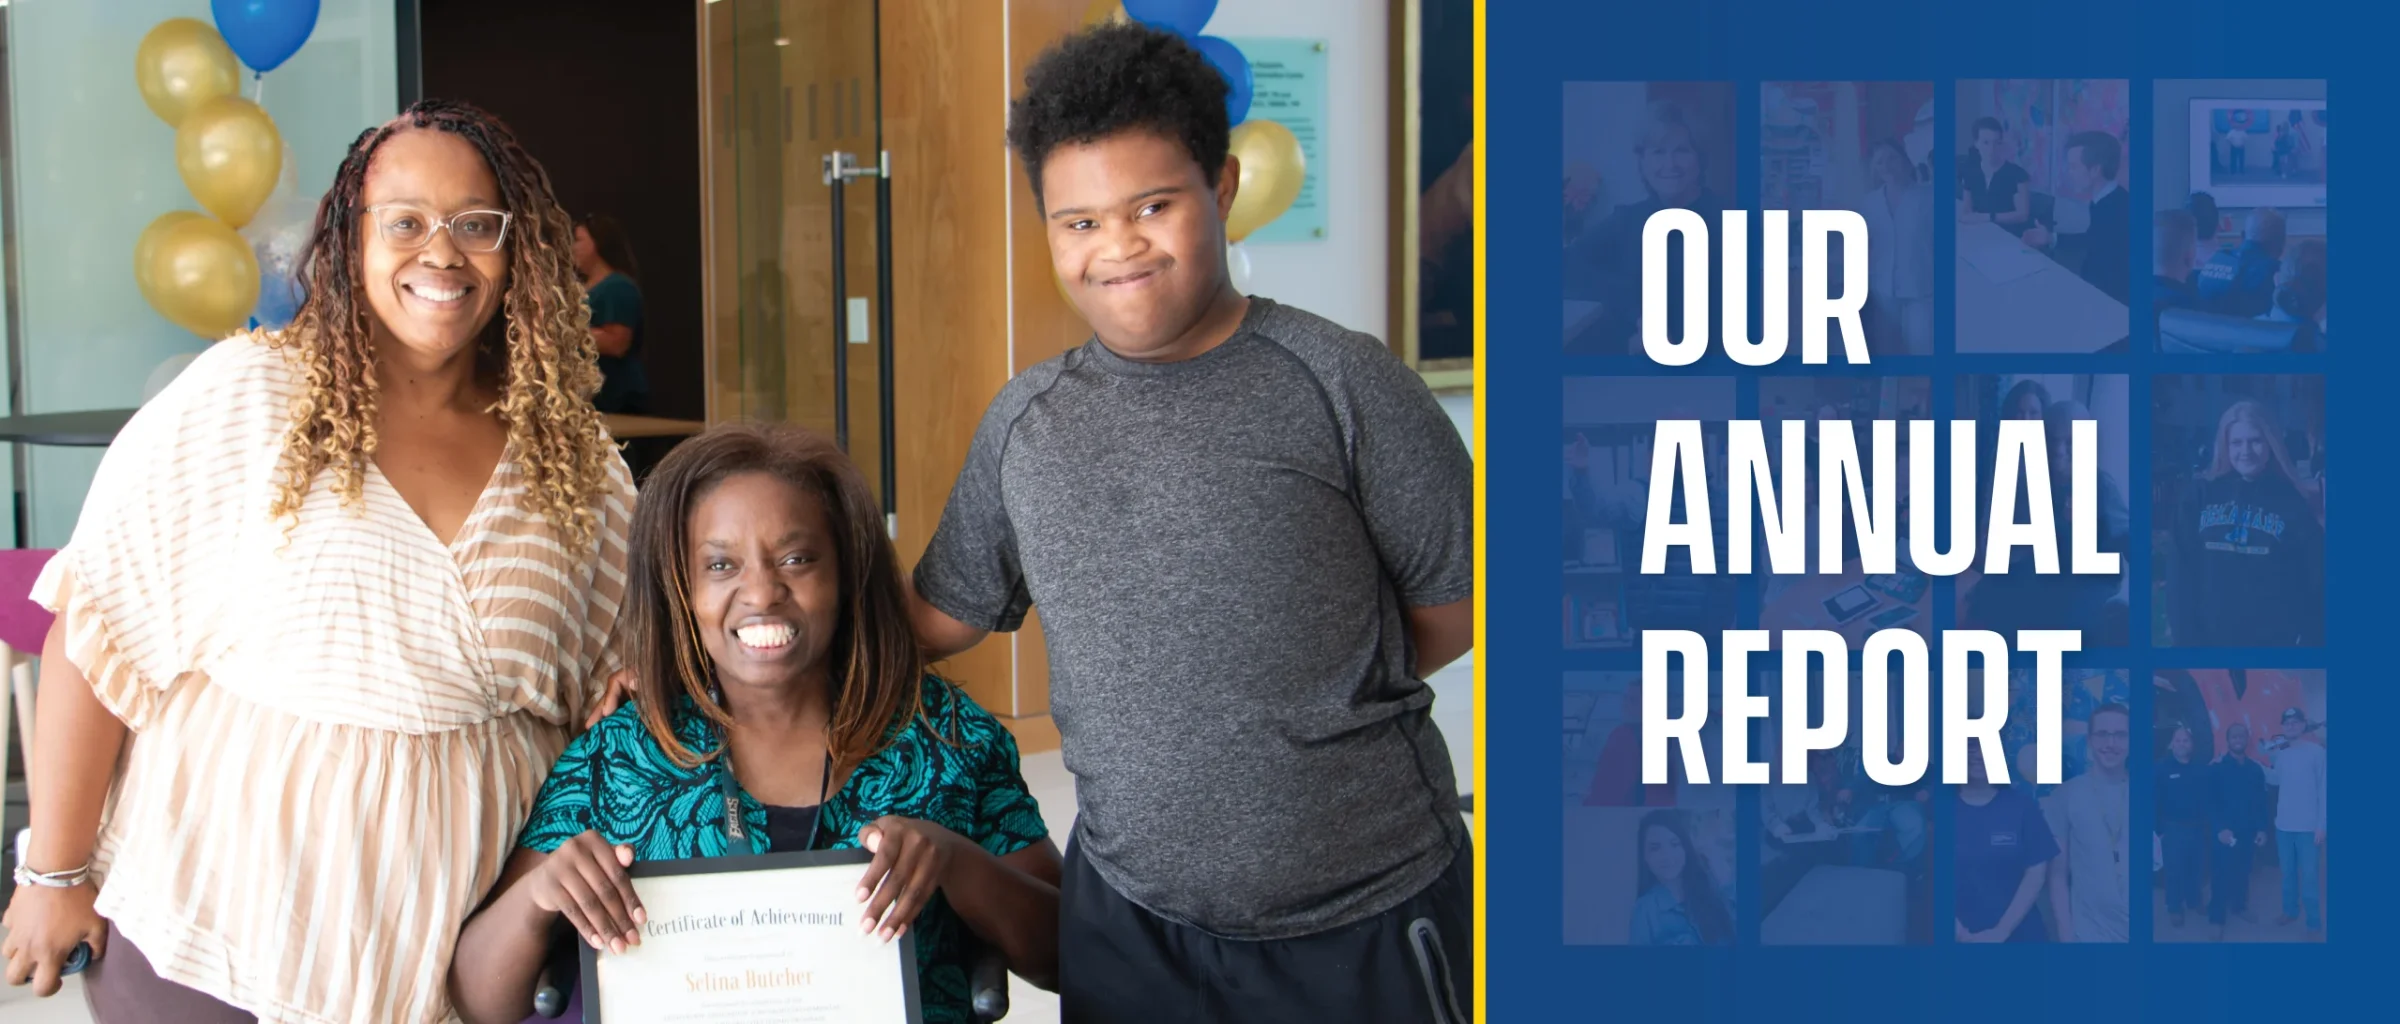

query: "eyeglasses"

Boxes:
[363, 204, 512, 253]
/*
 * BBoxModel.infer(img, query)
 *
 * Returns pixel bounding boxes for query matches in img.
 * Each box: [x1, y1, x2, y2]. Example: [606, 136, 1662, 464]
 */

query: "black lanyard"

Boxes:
[716, 745, 833, 855]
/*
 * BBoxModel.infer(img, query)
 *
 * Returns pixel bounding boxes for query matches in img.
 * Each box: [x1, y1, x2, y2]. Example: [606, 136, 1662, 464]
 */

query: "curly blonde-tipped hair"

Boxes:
[268, 99, 614, 549]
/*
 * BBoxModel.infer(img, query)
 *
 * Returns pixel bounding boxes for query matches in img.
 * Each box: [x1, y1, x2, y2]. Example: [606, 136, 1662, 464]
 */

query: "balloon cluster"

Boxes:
[1081, 0, 1305, 294]
[130, 1, 319, 341]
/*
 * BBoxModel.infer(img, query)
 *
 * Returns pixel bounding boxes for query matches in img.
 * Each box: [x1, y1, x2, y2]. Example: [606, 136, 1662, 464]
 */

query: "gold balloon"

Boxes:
[134, 210, 209, 310]
[176, 96, 283, 229]
[1225, 120, 1306, 243]
[135, 19, 242, 127]
[138, 212, 260, 339]
[1082, 0, 1133, 27]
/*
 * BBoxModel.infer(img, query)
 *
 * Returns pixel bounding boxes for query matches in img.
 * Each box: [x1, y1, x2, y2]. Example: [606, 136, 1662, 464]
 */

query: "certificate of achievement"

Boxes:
[579, 850, 923, 1023]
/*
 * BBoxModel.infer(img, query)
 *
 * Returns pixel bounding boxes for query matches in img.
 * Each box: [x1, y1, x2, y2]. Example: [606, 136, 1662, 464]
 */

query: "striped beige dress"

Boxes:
[30, 334, 634, 1023]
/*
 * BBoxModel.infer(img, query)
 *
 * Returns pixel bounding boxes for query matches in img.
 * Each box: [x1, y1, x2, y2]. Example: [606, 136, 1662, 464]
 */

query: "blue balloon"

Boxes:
[1122, 0, 1216, 37]
[212, 0, 321, 74]
[1193, 36, 1253, 127]
[252, 270, 302, 331]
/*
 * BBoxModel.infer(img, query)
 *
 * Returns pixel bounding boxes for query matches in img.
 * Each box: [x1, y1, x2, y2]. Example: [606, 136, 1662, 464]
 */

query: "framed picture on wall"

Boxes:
[1392, 0, 1473, 392]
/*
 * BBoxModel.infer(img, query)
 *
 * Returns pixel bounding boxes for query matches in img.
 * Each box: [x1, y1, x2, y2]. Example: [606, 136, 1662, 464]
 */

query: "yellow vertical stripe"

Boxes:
[1470, 0, 1490, 1019]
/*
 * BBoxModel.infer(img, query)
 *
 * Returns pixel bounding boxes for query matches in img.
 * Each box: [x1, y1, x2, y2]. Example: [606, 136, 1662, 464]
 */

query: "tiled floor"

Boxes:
[1, 656, 1475, 1023]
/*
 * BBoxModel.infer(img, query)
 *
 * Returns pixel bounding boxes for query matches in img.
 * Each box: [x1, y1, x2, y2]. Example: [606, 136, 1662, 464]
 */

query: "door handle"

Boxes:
[822, 151, 898, 531]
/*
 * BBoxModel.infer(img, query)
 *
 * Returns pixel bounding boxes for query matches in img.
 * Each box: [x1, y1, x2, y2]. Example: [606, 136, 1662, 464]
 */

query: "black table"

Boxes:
[0, 409, 137, 448]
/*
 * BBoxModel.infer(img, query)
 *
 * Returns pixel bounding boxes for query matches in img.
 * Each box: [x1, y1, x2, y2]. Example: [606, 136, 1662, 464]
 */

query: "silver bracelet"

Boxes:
[12, 862, 93, 889]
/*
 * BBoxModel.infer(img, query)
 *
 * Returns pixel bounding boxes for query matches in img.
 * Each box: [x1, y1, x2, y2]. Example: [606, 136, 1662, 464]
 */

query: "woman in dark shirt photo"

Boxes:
[1958, 116, 2037, 238]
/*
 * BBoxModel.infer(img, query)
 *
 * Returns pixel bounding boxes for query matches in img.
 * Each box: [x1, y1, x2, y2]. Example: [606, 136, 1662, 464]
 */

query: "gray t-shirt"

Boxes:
[914, 298, 1473, 939]
[2044, 772, 2131, 942]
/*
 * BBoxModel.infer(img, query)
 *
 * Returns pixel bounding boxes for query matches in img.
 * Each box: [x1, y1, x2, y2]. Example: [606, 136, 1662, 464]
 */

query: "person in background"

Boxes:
[2155, 724, 2210, 930]
[2197, 207, 2286, 317]
[2168, 400, 2325, 647]
[2001, 379, 2052, 423]
[1968, 379, 2054, 561]
[1964, 398, 2130, 642]
[2153, 209, 2205, 321]
[1567, 99, 1731, 354]
[2046, 702, 2133, 942]
[1958, 117, 2035, 236]
[2263, 236, 2328, 351]
[1861, 138, 1935, 355]
[2265, 707, 2326, 938]
[1955, 742, 2056, 943]
[2208, 721, 2270, 940]
[573, 213, 650, 415]
[2188, 191, 2221, 254]
[2063, 132, 2131, 303]
[1628, 811, 1735, 947]
[1563, 161, 1604, 249]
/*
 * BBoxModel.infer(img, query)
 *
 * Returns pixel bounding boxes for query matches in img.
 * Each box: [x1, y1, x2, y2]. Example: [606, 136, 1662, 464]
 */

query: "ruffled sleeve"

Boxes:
[27, 337, 284, 730]
[573, 457, 637, 724]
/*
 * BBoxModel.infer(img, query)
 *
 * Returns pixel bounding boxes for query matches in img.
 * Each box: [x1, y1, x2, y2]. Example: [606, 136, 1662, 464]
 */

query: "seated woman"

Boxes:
[448, 423, 1061, 1024]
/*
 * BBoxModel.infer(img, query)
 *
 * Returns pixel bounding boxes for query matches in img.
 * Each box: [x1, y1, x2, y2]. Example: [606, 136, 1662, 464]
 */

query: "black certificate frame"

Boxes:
[577, 849, 924, 1024]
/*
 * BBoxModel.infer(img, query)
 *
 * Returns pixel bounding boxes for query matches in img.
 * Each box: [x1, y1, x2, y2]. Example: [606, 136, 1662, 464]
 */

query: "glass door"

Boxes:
[702, 0, 895, 524]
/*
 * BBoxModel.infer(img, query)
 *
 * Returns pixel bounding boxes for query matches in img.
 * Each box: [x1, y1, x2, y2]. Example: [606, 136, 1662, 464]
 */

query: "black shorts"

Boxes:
[1058, 838, 1473, 1024]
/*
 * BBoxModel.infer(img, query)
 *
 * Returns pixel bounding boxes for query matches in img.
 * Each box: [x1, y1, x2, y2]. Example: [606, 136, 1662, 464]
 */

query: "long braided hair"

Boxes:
[268, 99, 613, 549]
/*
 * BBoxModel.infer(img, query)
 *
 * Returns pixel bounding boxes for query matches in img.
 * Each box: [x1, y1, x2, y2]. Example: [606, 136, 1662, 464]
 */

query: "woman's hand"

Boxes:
[585, 670, 637, 729]
[1, 884, 108, 997]
[523, 832, 645, 954]
[855, 816, 963, 943]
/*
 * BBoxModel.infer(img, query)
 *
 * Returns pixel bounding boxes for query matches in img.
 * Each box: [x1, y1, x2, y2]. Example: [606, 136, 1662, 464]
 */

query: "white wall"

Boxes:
[8, 0, 397, 547]
[1210, 0, 1387, 341]
[2152, 79, 2326, 238]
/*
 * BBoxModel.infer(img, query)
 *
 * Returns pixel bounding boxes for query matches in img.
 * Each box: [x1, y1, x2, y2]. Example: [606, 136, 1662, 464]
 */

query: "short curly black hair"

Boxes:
[1007, 23, 1231, 210]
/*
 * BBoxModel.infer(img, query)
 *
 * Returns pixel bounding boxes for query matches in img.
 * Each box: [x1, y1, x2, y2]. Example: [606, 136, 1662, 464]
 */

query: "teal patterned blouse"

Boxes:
[517, 678, 1048, 1024]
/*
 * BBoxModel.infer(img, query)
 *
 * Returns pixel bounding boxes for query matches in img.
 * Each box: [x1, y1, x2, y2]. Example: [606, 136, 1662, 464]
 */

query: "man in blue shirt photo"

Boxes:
[2197, 207, 2286, 317]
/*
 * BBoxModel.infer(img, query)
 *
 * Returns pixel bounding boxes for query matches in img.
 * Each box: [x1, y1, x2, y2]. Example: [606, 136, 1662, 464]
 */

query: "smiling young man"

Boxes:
[905, 24, 1474, 1024]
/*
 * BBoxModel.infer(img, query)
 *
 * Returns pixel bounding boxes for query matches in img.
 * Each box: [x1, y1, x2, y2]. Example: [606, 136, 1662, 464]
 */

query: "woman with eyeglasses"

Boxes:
[1, 100, 636, 1023]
